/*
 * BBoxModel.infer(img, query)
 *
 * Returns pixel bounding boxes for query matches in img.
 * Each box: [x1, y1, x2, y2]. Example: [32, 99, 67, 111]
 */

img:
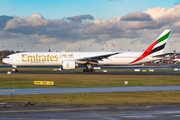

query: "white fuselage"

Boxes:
[173, 58, 180, 62]
[3, 51, 162, 66]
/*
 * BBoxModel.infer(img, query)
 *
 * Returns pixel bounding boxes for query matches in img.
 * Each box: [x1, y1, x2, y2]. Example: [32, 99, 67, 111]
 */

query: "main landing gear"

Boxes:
[83, 63, 95, 72]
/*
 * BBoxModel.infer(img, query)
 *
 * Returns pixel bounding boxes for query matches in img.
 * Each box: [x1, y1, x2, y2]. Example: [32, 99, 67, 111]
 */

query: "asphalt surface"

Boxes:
[1, 103, 180, 120]
[1, 68, 180, 76]
[1, 64, 180, 75]
[1, 86, 180, 95]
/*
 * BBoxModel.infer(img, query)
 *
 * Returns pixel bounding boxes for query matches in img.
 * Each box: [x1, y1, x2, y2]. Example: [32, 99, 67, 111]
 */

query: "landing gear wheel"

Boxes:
[83, 63, 95, 72]
[83, 69, 87, 72]
[12, 68, 18, 72]
[83, 69, 95, 72]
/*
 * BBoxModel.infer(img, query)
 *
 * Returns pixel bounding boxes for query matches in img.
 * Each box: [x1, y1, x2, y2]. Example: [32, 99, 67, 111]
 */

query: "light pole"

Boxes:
[89, 44, 92, 52]
[106, 44, 108, 52]
[33, 46, 35, 52]
[17, 45, 19, 52]
[2, 45, 4, 60]
[48, 46, 51, 52]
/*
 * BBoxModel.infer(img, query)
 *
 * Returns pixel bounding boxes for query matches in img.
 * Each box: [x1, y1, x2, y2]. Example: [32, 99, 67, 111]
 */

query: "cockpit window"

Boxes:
[5, 56, 9, 58]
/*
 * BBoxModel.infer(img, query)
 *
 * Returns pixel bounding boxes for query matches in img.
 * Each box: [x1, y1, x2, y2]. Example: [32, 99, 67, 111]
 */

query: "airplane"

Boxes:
[172, 53, 180, 63]
[3, 29, 171, 72]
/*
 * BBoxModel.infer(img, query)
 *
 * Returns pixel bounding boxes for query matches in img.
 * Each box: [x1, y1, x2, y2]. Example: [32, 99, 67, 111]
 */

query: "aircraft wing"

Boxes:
[75, 52, 119, 63]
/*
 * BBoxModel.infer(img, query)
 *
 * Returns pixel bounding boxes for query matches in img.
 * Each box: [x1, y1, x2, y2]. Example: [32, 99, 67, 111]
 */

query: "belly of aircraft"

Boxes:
[101, 58, 134, 65]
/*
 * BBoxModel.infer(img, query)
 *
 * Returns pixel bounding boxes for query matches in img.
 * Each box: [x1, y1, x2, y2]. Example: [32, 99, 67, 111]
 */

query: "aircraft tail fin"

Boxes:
[131, 29, 171, 64]
[174, 53, 178, 59]
[148, 29, 171, 56]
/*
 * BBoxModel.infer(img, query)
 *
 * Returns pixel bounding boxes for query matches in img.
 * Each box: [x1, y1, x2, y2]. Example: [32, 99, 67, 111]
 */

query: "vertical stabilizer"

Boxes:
[131, 29, 171, 64]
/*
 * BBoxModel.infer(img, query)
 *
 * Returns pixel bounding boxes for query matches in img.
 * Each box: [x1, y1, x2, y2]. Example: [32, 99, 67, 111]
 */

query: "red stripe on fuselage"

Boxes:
[130, 39, 158, 64]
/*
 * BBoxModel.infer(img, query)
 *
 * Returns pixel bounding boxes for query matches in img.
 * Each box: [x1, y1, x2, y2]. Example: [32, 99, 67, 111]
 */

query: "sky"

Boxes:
[0, 0, 180, 52]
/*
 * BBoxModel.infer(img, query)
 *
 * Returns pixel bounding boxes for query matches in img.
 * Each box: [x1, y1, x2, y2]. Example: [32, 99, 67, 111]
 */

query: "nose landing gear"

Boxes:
[12, 68, 18, 72]
[12, 65, 18, 72]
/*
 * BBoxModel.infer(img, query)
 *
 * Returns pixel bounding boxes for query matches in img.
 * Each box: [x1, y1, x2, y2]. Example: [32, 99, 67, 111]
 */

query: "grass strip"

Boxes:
[1, 91, 180, 105]
[0, 74, 180, 88]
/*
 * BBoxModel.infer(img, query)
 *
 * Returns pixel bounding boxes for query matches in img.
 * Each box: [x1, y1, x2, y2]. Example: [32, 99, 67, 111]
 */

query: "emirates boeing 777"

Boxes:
[3, 29, 171, 72]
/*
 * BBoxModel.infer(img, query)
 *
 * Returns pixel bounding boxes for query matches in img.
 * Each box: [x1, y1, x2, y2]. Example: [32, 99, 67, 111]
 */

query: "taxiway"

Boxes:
[1, 86, 180, 95]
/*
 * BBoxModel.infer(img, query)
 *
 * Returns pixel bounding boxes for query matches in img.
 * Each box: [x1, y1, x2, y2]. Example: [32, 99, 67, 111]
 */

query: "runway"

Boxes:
[1, 70, 180, 76]
[1, 86, 180, 95]
[1, 64, 180, 75]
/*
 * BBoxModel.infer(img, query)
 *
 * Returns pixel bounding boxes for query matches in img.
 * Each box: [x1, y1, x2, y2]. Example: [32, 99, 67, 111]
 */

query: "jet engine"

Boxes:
[62, 60, 76, 70]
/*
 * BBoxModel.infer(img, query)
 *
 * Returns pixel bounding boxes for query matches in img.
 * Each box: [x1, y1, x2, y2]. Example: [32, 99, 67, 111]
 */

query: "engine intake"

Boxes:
[62, 60, 76, 70]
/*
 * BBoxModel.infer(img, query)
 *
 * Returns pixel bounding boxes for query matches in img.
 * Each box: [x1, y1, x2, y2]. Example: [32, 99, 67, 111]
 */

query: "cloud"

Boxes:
[0, 15, 13, 29]
[121, 11, 153, 21]
[145, 5, 180, 19]
[1, 5, 180, 52]
[145, 4, 180, 34]
[67, 14, 94, 22]
[4, 13, 49, 30]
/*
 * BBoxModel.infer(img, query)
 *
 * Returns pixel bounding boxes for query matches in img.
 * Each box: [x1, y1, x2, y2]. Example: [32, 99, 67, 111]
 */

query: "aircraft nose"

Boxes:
[2, 58, 8, 64]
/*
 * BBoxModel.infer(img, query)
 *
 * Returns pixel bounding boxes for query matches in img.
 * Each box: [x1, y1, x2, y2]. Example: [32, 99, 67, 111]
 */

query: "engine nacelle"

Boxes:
[62, 60, 76, 70]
